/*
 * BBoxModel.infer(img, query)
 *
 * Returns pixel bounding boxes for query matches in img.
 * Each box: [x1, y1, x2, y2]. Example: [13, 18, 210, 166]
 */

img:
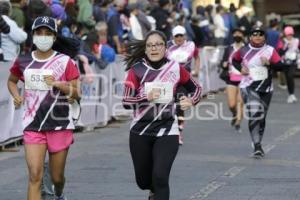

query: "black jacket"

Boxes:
[150, 6, 172, 39]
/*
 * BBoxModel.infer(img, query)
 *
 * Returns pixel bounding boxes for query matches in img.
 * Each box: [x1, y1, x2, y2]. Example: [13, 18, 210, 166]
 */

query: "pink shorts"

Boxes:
[23, 130, 74, 153]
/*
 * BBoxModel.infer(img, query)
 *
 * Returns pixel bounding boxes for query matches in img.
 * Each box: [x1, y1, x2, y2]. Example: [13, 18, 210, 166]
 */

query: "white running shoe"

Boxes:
[148, 191, 154, 200]
[278, 84, 287, 90]
[292, 95, 298, 102]
[54, 195, 67, 200]
[287, 94, 298, 103]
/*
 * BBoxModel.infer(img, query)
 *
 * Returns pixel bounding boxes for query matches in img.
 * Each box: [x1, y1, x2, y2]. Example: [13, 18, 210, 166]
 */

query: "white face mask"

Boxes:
[33, 35, 54, 52]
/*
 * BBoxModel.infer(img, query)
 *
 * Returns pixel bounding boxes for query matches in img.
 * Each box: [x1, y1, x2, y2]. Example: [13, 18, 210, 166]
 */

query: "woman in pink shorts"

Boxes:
[7, 16, 80, 200]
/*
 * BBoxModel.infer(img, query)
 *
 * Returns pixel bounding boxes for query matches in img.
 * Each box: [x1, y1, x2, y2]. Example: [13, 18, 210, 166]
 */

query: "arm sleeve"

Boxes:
[108, 16, 119, 37]
[9, 59, 22, 79]
[0, 15, 10, 34]
[231, 49, 243, 71]
[137, 12, 152, 31]
[220, 46, 230, 68]
[193, 47, 200, 58]
[270, 49, 282, 64]
[65, 59, 80, 81]
[122, 68, 149, 109]
[269, 49, 287, 71]
[277, 40, 287, 56]
[178, 66, 202, 105]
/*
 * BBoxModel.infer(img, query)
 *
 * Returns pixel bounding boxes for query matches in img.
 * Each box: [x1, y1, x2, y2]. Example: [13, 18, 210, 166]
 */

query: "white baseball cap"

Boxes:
[172, 25, 186, 36]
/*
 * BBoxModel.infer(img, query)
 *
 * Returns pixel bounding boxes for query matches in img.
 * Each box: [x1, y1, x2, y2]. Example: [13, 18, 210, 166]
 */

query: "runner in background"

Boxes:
[123, 30, 201, 200]
[277, 26, 299, 103]
[7, 16, 80, 200]
[266, 19, 287, 89]
[220, 28, 245, 133]
[232, 26, 286, 158]
[166, 25, 200, 145]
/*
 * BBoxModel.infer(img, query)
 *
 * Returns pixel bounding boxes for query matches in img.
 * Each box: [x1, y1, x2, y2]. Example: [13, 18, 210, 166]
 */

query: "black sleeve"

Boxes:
[220, 46, 230, 69]
[122, 86, 149, 110]
[232, 58, 243, 71]
[278, 48, 287, 56]
[0, 15, 10, 34]
[181, 79, 202, 105]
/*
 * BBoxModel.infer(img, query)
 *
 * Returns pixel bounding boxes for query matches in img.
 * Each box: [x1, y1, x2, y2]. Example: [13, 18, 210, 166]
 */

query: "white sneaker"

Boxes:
[54, 195, 67, 200]
[287, 94, 297, 103]
[292, 95, 298, 102]
[278, 84, 287, 90]
[148, 191, 154, 200]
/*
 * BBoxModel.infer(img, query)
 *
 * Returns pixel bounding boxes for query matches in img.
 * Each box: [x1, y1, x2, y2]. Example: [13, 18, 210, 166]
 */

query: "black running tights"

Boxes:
[284, 64, 296, 95]
[129, 133, 179, 200]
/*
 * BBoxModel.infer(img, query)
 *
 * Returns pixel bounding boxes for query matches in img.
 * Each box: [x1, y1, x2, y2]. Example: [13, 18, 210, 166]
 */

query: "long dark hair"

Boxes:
[124, 30, 167, 71]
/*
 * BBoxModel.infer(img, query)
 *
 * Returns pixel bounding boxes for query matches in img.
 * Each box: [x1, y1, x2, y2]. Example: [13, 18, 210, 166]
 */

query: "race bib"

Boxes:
[285, 51, 297, 60]
[249, 67, 268, 81]
[144, 82, 173, 103]
[24, 69, 53, 90]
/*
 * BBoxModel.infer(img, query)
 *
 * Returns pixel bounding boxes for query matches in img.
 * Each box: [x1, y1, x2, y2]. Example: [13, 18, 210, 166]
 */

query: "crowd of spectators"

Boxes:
[0, 0, 262, 72]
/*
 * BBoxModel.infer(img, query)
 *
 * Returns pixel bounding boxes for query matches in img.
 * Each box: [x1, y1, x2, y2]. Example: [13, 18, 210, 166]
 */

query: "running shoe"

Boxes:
[278, 84, 287, 90]
[292, 95, 298, 102]
[234, 124, 242, 133]
[230, 118, 236, 127]
[148, 191, 154, 200]
[287, 94, 298, 103]
[54, 194, 67, 200]
[253, 143, 264, 158]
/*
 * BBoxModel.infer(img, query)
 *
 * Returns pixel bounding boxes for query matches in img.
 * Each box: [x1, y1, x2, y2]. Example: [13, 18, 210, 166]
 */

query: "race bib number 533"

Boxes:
[24, 69, 53, 90]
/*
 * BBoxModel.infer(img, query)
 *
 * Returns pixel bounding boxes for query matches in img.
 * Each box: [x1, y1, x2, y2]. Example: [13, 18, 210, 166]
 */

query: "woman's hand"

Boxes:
[147, 88, 161, 101]
[68, 97, 75, 104]
[179, 96, 193, 111]
[13, 95, 23, 108]
[44, 75, 57, 87]
[223, 61, 229, 68]
[241, 66, 249, 75]
[260, 57, 270, 66]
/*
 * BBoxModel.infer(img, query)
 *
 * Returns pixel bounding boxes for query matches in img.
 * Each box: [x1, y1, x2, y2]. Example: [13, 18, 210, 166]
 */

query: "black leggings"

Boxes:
[241, 88, 272, 145]
[284, 64, 297, 95]
[129, 133, 179, 200]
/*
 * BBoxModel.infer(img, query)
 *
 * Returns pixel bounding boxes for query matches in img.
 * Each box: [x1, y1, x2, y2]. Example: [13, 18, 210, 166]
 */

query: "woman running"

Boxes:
[7, 16, 80, 200]
[166, 25, 200, 144]
[278, 26, 299, 103]
[123, 30, 201, 200]
[220, 28, 245, 132]
[232, 26, 285, 158]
